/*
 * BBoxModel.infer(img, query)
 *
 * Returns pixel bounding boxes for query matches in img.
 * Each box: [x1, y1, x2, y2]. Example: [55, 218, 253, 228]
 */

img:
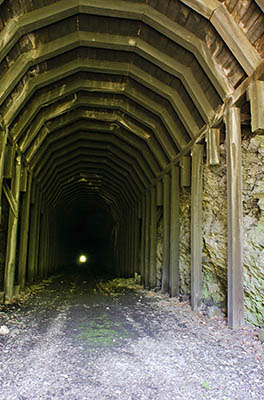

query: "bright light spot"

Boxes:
[79, 255, 87, 263]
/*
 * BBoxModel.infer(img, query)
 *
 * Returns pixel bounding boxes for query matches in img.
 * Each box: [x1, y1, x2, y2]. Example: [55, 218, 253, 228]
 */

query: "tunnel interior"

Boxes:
[0, 0, 263, 328]
[56, 199, 115, 276]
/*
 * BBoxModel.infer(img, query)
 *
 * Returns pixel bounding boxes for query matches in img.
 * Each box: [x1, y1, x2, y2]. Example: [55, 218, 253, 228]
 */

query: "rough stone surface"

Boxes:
[179, 187, 191, 297]
[156, 207, 163, 289]
[242, 133, 264, 327]
[202, 144, 227, 308]
[0, 194, 9, 291]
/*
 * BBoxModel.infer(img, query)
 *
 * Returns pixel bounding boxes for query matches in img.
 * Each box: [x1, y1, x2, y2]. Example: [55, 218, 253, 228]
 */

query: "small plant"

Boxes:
[202, 380, 211, 390]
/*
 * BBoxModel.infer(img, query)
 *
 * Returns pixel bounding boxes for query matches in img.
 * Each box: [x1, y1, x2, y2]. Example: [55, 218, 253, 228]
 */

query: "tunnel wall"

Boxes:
[154, 132, 264, 327]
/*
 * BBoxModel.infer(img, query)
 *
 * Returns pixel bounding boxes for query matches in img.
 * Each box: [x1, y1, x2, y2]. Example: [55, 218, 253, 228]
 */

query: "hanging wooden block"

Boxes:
[206, 128, 221, 165]
[3, 143, 15, 179]
[20, 167, 28, 192]
[180, 156, 191, 187]
[156, 179, 163, 206]
[247, 79, 264, 133]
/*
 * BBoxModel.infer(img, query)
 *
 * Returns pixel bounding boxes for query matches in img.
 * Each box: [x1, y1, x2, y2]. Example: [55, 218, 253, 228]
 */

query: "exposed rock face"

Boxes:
[0, 194, 9, 291]
[202, 144, 227, 307]
[156, 207, 163, 289]
[242, 133, 264, 327]
[179, 187, 191, 297]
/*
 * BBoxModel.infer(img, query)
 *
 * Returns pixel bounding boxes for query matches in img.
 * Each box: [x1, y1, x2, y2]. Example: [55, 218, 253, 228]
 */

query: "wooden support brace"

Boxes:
[170, 165, 180, 297]
[161, 173, 171, 294]
[247, 79, 264, 133]
[206, 128, 221, 165]
[191, 144, 204, 311]
[225, 106, 244, 329]
[18, 172, 32, 289]
[4, 153, 22, 301]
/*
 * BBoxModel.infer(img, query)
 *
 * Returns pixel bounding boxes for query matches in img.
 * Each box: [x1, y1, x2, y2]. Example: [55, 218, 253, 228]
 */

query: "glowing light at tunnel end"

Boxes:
[79, 255, 87, 263]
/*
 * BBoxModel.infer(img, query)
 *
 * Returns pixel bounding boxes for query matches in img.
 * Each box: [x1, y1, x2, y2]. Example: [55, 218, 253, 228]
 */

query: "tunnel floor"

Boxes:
[0, 269, 263, 400]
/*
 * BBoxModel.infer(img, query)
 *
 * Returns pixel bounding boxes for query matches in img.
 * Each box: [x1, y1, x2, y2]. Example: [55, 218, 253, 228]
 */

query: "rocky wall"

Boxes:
[202, 144, 227, 308]
[0, 193, 9, 291]
[179, 187, 191, 297]
[242, 133, 264, 327]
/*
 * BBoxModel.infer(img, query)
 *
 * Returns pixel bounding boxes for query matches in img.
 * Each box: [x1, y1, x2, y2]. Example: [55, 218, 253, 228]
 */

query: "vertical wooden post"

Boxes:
[140, 196, 146, 285]
[225, 106, 244, 328]
[144, 190, 151, 288]
[170, 165, 180, 297]
[134, 202, 140, 274]
[18, 171, 32, 289]
[4, 152, 22, 301]
[28, 184, 39, 283]
[191, 144, 204, 311]
[161, 173, 171, 294]
[149, 186, 157, 289]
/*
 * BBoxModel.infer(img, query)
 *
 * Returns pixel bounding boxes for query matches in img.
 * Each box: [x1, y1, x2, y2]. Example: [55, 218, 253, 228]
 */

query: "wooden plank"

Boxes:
[225, 106, 244, 328]
[18, 172, 32, 289]
[4, 153, 22, 301]
[191, 144, 203, 311]
[170, 165, 180, 297]
[206, 128, 220, 165]
[0, 118, 8, 223]
[161, 173, 171, 294]
[211, 5, 261, 76]
[247, 79, 264, 133]
[180, 156, 191, 187]
[149, 186, 157, 289]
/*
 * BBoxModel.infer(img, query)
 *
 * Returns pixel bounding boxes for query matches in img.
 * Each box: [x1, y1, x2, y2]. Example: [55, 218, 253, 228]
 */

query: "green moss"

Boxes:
[77, 313, 130, 349]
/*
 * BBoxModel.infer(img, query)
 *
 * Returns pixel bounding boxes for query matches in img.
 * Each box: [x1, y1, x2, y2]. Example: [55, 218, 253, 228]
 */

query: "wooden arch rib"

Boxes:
[36, 131, 153, 188]
[0, 31, 213, 125]
[0, 0, 233, 98]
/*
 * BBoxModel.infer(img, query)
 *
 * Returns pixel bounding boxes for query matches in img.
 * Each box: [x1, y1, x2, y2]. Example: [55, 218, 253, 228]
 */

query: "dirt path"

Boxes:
[0, 269, 263, 400]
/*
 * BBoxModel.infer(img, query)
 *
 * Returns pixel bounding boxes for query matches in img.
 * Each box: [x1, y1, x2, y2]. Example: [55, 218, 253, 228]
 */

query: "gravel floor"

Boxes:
[0, 270, 263, 400]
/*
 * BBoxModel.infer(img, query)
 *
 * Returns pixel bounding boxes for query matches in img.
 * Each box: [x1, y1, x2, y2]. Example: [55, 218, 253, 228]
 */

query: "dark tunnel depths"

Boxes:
[55, 198, 116, 278]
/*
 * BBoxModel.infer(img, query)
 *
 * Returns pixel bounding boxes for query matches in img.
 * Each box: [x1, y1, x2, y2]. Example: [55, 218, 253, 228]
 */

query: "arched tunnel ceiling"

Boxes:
[0, 0, 263, 217]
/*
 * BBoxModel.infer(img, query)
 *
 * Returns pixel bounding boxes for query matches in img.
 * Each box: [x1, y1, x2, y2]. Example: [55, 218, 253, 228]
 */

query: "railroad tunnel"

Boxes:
[0, 0, 263, 329]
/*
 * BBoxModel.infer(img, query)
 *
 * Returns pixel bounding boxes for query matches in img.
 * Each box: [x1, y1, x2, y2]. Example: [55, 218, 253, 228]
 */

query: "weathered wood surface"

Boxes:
[211, 5, 261, 76]
[191, 144, 203, 311]
[170, 165, 180, 297]
[225, 106, 244, 329]
[4, 153, 22, 301]
[161, 173, 171, 294]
